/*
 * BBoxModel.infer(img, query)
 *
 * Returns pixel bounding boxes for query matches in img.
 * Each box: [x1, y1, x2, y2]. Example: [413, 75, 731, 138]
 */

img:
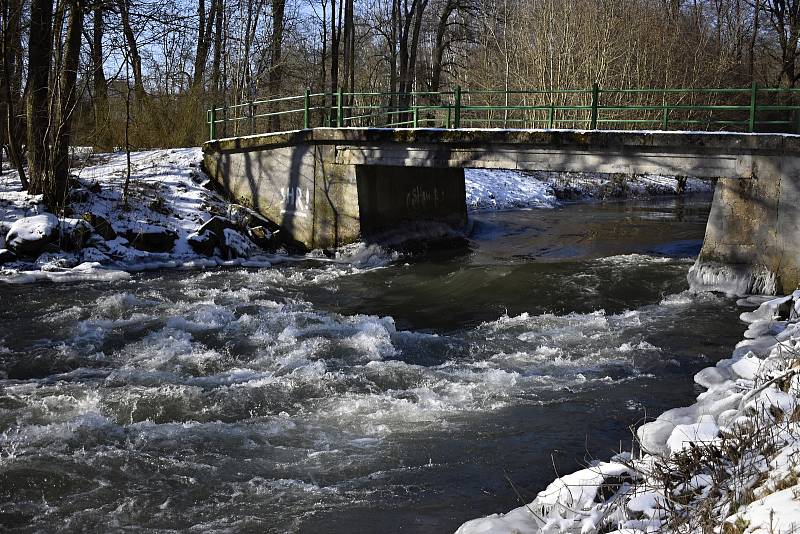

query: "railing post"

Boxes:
[749, 81, 758, 133]
[304, 90, 311, 129]
[249, 101, 256, 135]
[454, 85, 462, 129]
[222, 103, 228, 138]
[336, 87, 344, 128]
[590, 82, 599, 130]
[795, 104, 800, 135]
[548, 103, 555, 129]
[209, 105, 217, 140]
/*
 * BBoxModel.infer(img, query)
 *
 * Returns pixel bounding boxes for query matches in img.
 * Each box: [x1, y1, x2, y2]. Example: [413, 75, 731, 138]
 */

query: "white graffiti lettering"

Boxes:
[279, 187, 311, 217]
[406, 186, 445, 210]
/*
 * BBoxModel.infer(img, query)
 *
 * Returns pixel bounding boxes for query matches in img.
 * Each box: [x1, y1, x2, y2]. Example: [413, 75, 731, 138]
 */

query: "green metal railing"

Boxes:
[206, 83, 800, 140]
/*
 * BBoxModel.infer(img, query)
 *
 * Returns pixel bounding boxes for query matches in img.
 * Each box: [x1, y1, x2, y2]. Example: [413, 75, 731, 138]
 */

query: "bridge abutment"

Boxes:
[202, 132, 470, 249]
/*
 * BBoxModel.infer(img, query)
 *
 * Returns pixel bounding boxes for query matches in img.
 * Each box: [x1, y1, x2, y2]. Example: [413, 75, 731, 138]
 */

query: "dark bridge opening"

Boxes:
[355, 165, 468, 243]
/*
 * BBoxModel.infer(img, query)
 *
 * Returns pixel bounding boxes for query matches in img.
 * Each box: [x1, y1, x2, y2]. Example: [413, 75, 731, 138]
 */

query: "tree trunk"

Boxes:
[119, 0, 145, 103]
[211, 0, 223, 95]
[193, 0, 218, 89]
[269, 0, 286, 130]
[389, 0, 398, 111]
[1, 0, 27, 188]
[430, 0, 457, 94]
[26, 0, 54, 195]
[92, 5, 110, 150]
[50, 0, 84, 208]
[330, 0, 342, 124]
[341, 0, 353, 96]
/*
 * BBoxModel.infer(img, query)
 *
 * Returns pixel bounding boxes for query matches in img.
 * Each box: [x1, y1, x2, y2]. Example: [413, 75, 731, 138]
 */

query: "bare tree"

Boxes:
[1, 0, 27, 188]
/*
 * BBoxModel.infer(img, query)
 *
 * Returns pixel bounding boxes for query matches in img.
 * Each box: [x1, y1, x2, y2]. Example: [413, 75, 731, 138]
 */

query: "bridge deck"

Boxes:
[204, 128, 800, 179]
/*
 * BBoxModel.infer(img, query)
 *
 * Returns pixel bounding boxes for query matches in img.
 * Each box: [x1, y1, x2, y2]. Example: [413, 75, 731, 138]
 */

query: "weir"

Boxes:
[202, 128, 800, 294]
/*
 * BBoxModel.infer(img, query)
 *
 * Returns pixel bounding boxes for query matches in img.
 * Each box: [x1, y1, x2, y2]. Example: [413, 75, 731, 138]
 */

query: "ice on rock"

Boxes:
[687, 260, 777, 296]
[730, 354, 763, 380]
[456, 462, 638, 534]
[740, 295, 793, 323]
[694, 365, 735, 389]
[665, 414, 719, 454]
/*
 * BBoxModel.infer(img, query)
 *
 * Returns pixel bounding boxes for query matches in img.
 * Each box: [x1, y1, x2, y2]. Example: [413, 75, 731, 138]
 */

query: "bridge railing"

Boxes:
[206, 84, 800, 140]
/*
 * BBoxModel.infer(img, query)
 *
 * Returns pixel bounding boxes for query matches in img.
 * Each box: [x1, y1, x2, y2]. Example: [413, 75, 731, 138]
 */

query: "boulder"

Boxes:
[123, 226, 177, 253]
[197, 216, 238, 237]
[0, 249, 17, 265]
[227, 204, 271, 229]
[84, 233, 111, 252]
[221, 228, 252, 259]
[82, 212, 117, 240]
[247, 226, 277, 250]
[5, 214, 60, 257]
[80, 247, 111, 263]
[187, 231, 217, 256]
[60, 218, 94, 251]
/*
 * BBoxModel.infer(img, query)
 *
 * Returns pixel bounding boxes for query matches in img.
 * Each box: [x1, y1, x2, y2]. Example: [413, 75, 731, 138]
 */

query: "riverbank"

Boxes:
[457, 292, 800, 533]
[0, 149, 711, 284]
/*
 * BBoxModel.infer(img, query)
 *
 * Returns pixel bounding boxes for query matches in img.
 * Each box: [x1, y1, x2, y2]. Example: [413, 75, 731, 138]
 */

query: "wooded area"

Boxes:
[1, 0, 800, 206]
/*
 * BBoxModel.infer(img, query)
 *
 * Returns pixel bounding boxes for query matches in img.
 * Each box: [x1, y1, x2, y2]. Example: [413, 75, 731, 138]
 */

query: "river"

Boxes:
[0, 197, 746, 533]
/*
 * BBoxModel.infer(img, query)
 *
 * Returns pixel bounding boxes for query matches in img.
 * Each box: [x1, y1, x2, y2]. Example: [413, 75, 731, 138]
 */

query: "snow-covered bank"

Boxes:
[0, 149, 297, 282]
[465, 168, 713, 211]
[457, 293, 800, 533]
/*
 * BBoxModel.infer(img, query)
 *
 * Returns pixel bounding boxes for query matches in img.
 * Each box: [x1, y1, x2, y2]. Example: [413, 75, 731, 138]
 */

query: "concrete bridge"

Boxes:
[202, 128, 800, 295]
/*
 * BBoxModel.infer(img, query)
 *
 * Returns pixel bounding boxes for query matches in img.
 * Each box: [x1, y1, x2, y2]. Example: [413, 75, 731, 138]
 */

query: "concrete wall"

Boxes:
[203, 128, 800, 294]
[689, 154, 800, 294]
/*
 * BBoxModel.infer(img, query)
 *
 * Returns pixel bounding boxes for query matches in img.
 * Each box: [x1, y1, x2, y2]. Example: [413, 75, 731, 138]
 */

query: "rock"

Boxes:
[0, 249, 17, 265]
[123, 226, 177, 253]
[84, 233, 110, 251]
[60, 218, 93, 251]
[80, 247, 111, 263]
[197, 216, 238, 237]
[83, 213, 117, 240]
[5, 214, 60, 257]
[202, 179, 222, 192]
[221, 228, 252, 259]
[227, 204, 271, 229]
[247, 226, 276, 250]
[35, 252, 79, 271]
[187, 231, 217, 256]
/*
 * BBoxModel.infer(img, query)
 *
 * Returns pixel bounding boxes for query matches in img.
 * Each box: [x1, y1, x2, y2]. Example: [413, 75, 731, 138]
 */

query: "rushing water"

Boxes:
[0, 197, 746, 533]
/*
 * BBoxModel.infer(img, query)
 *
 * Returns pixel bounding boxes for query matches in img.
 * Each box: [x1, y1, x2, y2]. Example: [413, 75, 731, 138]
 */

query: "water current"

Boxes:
[0, 197, 747, 533]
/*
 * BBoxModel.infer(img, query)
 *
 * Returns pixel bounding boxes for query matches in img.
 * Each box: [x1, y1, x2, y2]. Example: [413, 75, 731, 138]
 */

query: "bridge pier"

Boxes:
[689, 155, 800, 295]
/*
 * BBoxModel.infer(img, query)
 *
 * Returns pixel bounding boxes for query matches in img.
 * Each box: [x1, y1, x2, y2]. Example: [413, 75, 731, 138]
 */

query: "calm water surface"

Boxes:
[0, 197, 745, 533]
